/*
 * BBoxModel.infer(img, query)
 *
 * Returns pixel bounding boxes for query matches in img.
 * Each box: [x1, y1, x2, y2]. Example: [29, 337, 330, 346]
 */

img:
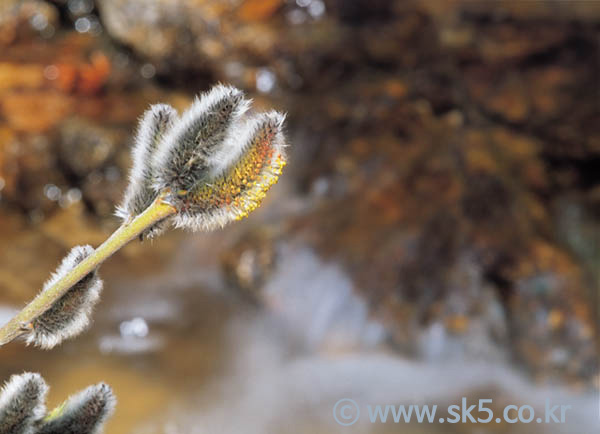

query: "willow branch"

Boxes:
[0, 193, 177, 347]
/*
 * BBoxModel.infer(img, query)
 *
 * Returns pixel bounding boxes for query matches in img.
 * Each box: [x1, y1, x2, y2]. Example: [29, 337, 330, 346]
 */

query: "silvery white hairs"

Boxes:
[151, 84, 250, 195]
[118, 83, 287, 235]
[173, 110, 287, 231]
[0, 373, 47, 434]
[116, 103, 179, 239]
[25, 245, 103, 349]
[0, 374, 115, 434]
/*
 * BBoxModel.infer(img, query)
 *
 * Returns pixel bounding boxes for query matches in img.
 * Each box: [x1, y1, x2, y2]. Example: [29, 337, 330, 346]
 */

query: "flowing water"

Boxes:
[1, 230, 596, 433]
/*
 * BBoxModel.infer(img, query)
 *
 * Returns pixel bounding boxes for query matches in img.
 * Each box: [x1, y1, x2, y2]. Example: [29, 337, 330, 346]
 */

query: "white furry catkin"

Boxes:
[116, 103, 178, 239]
[0, 373, 48, 434]
[26, 245, 103, 349]
[174, 111, 287, 231]
[37, 383, 115, 434]
[151, 84, 250, 195]
[117, 83, 288, 235]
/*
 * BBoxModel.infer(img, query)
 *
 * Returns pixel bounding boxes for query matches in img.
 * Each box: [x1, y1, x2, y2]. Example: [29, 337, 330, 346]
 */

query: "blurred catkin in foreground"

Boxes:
[0, 373, 115, 434]
[0, 373, 47, 434]
[38, 383, 115, 434]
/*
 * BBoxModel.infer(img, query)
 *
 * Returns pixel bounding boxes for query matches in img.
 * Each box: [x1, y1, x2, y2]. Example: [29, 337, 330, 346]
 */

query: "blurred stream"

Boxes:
[2, 233, 597, 433]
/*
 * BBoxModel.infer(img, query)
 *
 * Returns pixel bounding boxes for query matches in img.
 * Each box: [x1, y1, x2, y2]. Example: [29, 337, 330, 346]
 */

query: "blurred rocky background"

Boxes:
[0, 1, 598, 433]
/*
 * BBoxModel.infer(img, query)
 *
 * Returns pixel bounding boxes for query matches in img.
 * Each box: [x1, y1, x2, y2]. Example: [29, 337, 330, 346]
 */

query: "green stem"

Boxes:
[0, 195, 177, 347]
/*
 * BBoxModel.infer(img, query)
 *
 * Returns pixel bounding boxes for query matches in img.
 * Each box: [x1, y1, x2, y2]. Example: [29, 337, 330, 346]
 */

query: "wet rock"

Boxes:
[1, 90, 74, 132]
[274, 60, 598, 386]
[0, 15, 171, 217]
[49, 51, 112, 95]
[508, 242, 597, 387]
[237, 0, 282, 22]
[40, 201, 109, 248]
[0, 0, 59, 45]
[221, 229, 278, 303]
[0, 130, 64, 212]
[97, 0, 343, 90]
[420, 0, 600, 23]
[57, 117, 123, 176]
[97, 0, 235, 69]
[0, 62, 45, 90]
[0, 211, 64, 304]
[0, 126, 19, 199]
[80, 165, 127, 218]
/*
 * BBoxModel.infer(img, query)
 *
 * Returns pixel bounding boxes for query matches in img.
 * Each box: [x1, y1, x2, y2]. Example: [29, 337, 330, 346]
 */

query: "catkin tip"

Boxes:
[117, 103, 179, 235]
[173, 109, 288, 231]
[38, 382, 116, 434]
[151, 84, 251, 195]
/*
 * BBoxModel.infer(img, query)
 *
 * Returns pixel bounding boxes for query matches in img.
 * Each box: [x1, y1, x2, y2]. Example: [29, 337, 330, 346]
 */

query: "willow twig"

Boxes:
[0, 194, 176, 347]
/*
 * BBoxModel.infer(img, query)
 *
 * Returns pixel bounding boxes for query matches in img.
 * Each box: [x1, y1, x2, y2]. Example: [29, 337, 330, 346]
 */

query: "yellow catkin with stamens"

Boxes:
[174, 112, 287, 231]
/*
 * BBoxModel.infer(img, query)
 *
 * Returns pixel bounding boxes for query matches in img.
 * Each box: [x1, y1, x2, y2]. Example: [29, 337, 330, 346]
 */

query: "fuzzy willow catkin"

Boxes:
[0, 373, 47, 434]
[0, 374, 116, 434]
[119, 83, 288, 233]
[37, 383, 115, 434]
[116, 103, 178, 239]
[174, 111, 287, 231]
[25, 245, 103, 349]
[117, 103, 179, 219]
[152, 84, 250, 196]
